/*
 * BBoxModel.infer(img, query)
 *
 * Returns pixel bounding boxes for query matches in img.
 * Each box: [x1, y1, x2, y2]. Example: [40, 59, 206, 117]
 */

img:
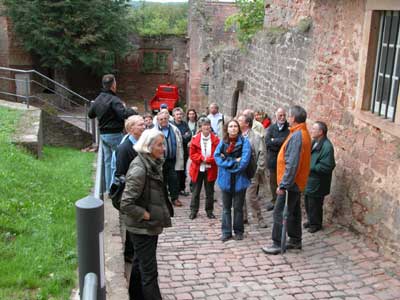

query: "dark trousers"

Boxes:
[221, 190, 246, 238]
[304, 195, 324, 229]
[124, 230, 134, 258]
[269, 169, 277, 203]
[177, 150, 189, 192]
[272, 191, 302, 246]
[128, 233, 161, 300]
[162, 158, 179, 201]
[190, 171, 215, 213]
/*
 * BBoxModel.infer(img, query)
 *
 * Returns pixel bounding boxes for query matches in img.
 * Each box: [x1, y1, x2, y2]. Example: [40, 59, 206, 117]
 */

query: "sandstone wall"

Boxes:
[188, 0, 238, 112]
[207, 0, 400, 257]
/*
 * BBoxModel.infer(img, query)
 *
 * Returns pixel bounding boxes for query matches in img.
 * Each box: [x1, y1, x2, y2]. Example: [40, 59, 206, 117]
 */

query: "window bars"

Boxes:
[371, 10, 400, 122]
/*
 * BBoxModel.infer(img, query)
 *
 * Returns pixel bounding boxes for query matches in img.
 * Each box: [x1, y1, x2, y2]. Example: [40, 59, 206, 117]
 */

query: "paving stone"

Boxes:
[101, 191, 400, 300]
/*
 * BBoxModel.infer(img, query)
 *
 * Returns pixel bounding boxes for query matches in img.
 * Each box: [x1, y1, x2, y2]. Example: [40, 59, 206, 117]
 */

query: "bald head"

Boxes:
[243, 109, 255, 120]
[275, 107, 287, 125]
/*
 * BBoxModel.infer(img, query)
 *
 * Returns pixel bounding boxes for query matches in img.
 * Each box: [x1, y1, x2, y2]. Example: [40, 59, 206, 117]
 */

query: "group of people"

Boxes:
[89, 74, 336, 300]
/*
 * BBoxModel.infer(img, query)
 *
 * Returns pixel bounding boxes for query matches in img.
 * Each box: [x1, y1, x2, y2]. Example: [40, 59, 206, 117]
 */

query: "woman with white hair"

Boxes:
[120, 129, 174, 300]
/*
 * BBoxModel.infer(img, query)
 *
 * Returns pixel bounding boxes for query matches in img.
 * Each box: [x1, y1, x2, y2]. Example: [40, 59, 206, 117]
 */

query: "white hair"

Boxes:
[134, 129, 164, 154]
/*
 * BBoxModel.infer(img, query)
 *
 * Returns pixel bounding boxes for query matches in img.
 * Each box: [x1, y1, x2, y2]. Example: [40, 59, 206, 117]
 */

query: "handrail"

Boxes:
[82, 273, 98, 300]
[0, 66, 91, 104]
[94, 138, 104, 200]
[0, 66, 93, 134]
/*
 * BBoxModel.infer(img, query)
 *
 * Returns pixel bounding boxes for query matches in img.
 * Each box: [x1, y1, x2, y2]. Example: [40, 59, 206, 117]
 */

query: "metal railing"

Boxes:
[0, 66, 93, 132]
[82, 273, 98, 300]
[76, 128, 106, 299]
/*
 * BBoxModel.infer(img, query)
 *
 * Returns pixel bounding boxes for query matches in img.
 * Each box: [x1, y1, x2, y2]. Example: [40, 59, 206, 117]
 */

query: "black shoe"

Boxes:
[308, 226, 321, 233]
[266, 202, 275, 212]
[206, 212, 216, 219]
[179, 191, 190, 196]
[234, 234, 244, 240]
[221, 235, 232, 242]
[261, 244, 281, 255]
[189, 212, 197, 220]
[303, 222, 310, 229]
[286, 242, 302, 250]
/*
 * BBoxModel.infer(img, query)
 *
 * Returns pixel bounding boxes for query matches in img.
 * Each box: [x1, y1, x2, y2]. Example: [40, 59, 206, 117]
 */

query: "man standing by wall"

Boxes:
[265, 107, 290, 211]
[238, 114, 268, 228]
[157, 111, 184, 207]
[243, 108, 265, 137]
[262, 105, 311, 255]
[207, 103, 223, 136]
[304, 121, 336, 233]
[172, 107, 192, 196]
[88, 74, 137, 194]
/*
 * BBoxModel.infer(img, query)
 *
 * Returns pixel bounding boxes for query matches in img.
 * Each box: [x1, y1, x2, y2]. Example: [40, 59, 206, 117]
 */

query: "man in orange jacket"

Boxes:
[262, 105, 311, 255]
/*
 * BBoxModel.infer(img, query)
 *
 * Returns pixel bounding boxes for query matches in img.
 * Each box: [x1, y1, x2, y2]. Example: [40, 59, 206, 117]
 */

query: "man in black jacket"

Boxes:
[88, 74, 137, 193]
[265, 107, 290, 211]
[172, 107, 192, 196]
[114, 115, 145, 268]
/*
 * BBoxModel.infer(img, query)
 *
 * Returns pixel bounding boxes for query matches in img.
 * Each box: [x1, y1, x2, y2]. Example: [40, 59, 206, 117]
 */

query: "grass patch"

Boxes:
[0, 106, 94, 300]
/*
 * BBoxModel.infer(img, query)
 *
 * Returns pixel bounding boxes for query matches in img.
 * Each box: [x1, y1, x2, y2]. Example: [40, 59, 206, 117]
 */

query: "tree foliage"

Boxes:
[225, 0, 265, 46]
[128, 1, 188, 36]
[2, 0, 132, 75]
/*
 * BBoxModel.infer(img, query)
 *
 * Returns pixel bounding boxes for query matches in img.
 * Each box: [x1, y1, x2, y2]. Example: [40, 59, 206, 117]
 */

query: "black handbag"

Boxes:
[109, 175, 126, 210]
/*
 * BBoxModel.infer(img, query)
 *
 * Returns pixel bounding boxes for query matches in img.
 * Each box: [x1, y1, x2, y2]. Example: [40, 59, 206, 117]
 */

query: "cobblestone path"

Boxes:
[156, 194, 400, 300]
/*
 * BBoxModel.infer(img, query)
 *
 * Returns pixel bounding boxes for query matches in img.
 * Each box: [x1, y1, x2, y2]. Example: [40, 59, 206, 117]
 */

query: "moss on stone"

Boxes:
[265, 26, 288, 44]
[296, 17, 313, 33]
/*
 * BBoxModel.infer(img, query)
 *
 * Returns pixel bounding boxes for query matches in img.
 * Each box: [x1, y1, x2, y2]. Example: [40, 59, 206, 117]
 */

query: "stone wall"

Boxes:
[117, 35, 187, 113]
[206, 0, 400, 258]
[188, 0, 238, 112]
[42, 110, 93, 149]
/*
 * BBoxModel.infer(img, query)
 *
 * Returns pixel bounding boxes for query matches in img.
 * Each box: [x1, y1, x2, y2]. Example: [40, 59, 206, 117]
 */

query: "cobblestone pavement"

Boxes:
[154, 193, 400, 300]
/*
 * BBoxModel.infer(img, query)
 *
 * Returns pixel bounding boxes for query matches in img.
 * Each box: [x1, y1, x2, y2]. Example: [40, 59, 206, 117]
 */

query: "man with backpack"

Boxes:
[238, 114, 268, 228]
[112, 115, 145, 263]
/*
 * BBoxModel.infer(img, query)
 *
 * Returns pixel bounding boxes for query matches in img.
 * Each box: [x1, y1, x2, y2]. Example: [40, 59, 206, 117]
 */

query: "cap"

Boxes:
[160, 103, 168, 109]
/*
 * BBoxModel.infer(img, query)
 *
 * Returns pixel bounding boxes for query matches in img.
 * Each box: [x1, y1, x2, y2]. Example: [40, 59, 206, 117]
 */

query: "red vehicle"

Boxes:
[149, 84, 179, 113]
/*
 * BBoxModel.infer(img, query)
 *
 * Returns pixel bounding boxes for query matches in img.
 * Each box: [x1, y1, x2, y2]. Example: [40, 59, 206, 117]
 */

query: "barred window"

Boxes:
[371, 10, 400, 121]
[141, 50, 170, 74]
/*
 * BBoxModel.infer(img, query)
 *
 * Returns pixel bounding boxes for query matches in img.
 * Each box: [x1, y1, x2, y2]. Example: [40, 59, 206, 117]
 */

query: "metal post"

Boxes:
[82, 273, 98, 300]
[25, 76, 30, 108]
[84, 103, 88, 132]
[76, 196, 105, 300]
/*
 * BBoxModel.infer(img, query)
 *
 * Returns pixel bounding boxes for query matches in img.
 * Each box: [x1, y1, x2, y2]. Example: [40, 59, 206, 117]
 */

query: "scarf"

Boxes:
[226, 137, 238, 154]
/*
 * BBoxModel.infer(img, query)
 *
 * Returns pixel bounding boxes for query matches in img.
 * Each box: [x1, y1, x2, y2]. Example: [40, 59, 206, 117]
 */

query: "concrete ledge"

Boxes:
[0, 100, 43, 158]
[12, 108, 43, 158]
[42, 111, 93, 149]
[0, 99, 93, 158]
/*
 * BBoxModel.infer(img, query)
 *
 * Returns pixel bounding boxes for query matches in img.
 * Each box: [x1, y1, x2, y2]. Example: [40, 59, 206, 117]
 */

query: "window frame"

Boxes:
[140, 49, 171, 74]
[356, 0, 400, 138]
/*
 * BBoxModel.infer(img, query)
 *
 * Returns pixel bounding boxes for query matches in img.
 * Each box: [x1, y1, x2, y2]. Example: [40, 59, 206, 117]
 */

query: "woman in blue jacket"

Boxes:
[214, 119, 251, 242]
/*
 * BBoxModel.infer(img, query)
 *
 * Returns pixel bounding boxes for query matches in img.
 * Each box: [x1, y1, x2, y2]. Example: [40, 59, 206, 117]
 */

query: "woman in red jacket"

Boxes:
[189, 117, 220, 220]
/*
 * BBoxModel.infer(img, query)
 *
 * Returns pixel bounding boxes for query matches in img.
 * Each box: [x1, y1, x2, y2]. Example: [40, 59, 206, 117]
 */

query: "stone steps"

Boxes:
[0, 99, 93, 158]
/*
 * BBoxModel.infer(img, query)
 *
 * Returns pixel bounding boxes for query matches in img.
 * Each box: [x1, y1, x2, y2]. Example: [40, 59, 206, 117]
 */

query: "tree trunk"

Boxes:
[54, 68, 70, 109]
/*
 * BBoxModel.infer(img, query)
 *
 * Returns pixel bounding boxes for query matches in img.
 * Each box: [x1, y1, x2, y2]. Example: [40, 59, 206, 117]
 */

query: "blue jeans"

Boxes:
[221, 190, 246, 238]
[101, 132, 123, 193]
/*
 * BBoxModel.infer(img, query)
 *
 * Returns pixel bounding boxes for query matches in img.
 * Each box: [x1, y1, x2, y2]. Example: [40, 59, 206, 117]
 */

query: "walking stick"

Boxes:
[280, 190, 289, 254]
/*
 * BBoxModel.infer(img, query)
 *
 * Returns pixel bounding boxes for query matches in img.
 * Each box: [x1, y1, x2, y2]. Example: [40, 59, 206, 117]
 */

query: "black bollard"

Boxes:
[76, 195, 105, 300]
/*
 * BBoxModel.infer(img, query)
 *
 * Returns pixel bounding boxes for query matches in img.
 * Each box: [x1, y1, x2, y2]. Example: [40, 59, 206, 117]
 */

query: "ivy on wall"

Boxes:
[225, 0, 265, 46]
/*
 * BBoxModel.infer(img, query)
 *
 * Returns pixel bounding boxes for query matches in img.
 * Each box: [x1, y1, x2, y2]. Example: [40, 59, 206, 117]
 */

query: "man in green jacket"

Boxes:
[304, 121, 336, 233]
